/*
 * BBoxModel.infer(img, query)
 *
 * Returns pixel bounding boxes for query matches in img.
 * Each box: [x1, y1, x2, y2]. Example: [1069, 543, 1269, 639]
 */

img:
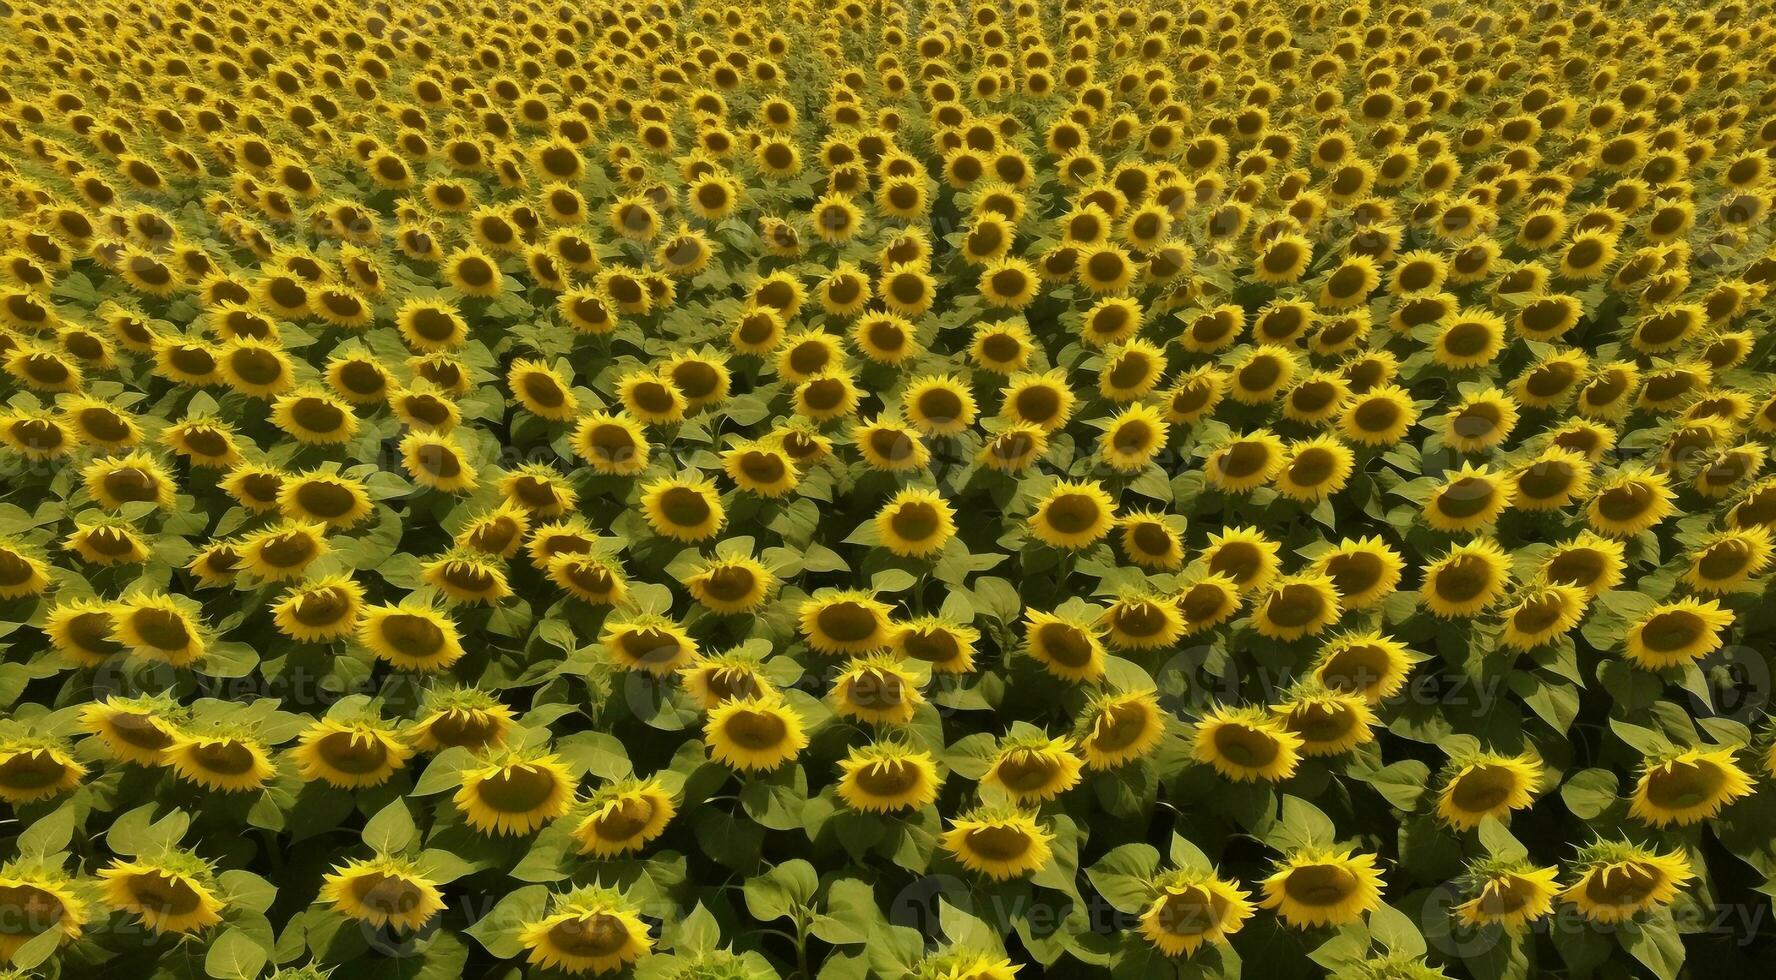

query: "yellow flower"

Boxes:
[518, 887, 653, 976]
[358, 604, 464, 672]
[705, 694, 807, 772]
[1587, 469, 1675, 538]
[1453, 863, 1561, 931]
[1205, 429, 1285, 493]
[111, 593, 207, 666]
[640, 474, 725, 542]
[99, 854, 225, 934]
[320, 856, 445, 932]
[1200, 526, 1281, 593]
[1499, 585, 1590, 651]
[164, 730, 276, 793]
[1023, 608, 1107, 682]
[800, 590, 895, 656]
[454, 749, 575, 836]
[1314, 631, 1418, 703]
[271, 575, 365, 643]
[1079, 689, 1168, 769]
[1436, 752, 1543, 829]
[1028, 479, 1116, 549]
[291, 716, 412, 789]
[893, 617, 980, 674]
[875, 487, 956, 558]
[1424, 463, 1513, 532]
[941, 807, 1054, 881]
[1629, 747, 1754, 827]
[836, 742, 943, 813]
[0, 735, 86, 805]
[1421, 539, 1512, 618]
[1193, 705, 1301, 783]
[1623, 598, 1733, 670]
[1561, 843, 1693, 924]
[572, 778, 678, 857]
[831, 655, 925, 725]
[1138, 870, 1254, 957]
[0, 861, 88, 958]
[1259, 849, 1387, 928]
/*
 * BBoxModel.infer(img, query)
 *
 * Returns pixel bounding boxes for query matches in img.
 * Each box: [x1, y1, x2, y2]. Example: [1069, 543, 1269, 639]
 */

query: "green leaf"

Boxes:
[1085, 843, 1159, 914]
[743, 859, 818, 921]
[204, 927, 269, 980]
[363, 799, 417, 853]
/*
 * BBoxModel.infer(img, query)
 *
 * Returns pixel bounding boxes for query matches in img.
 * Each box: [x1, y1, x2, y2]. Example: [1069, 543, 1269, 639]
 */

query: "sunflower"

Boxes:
[1200, 526, 1282, 593]
[572, 413, 651, 476]
[1193, 705, 1302, 783]
[1684, 527, 1774, 592]
[1339, 384, 1418, 445]
[1437, 752, 1543, 829]
[1259, 849, 1387, 928]
[110, 593, 207, 666]
[837, 742, 943, 813]
[1138, 870, 1254, 957]
[1453, 862, 1562, 931]
[0, 860, 88, 958]
[1177, 573, 1245, 636]
[640, 474, 725, 542]
[271, 575, 365, 643]
[1623, 598, 1734, 670]
[1511, 448, 1592, 512]
[98, 853, 225, 935]
[1629, 747, 1755, 827]
[705, 694, 807, 772]
[454, 749, 575, 836]
[518, 887, 653, 976]
[1205, 430, 1286, 493]
[358, 604, 465, 672]
[969, 318, 1034, 374]
[1443, 388, 1518, 453]
[319, 855, 445, 932]
[1080, 689, 1168, 769]
[602, 615, 697, 677]
[1561, 843, 1693, 924]
[1421, 539, 1512, 618]
[0, 735, 86, 805]
[238, 520, 328, 582]
[902, 375, 977, 437]
[893, 617, 980, 675]
[572, 778, 678, 857]
[677, 649, 773, 710]
[1314, 631, 1419, 704]
[1022, 608, 1107, 682]
[981, 733, 1083, 804]
[291, 716, 412, 789]
[507, 360, 579, 421]
[831, 655, 926, 725]
[683, 555, 777, 614]
[1425, 463, 1513, 532]
[875, 488, 956, 558]
[1253, 233, 1312, 284]
[1095, 403, 1168, 474]
[499, 464, 577, 518]
[800, 590, 894, 656]
[83, 450, 176, 510]
[43, 596, 125, 666]
[164, 729, 276, 793]
[1500, 584, 1590, 651]
[941, 807, 1054, 881]
[1587, 469, 1675, 539]
[1098, 340, 1167, 400]
[1275, 436, 1355, 503]
[1001, 370, 1077, 432]
[74, 673, 177, 758]
[64, 517, 151, 567]
[408, 688, 515, 754]
[400, 431, 478, 493]
[616, 372, 686, 425]
[1117, 511, 1185, 570]
[1028, 479, 1117, 550]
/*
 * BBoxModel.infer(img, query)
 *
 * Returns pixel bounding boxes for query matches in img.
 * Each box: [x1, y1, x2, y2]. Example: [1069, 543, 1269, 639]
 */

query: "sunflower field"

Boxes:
[10, 0, 1776, 977]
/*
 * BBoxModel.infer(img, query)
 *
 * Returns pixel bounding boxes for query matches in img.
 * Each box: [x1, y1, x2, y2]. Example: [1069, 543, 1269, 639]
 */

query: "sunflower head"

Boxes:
[320, 854, 445, 932]
[518, 886, 653, 975]
[572, 778, 678, 857]
[99, 850, 225, 935]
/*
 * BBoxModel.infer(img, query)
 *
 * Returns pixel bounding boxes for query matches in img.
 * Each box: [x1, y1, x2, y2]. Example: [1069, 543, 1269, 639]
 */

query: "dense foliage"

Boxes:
[3, 0, 1776, 977]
